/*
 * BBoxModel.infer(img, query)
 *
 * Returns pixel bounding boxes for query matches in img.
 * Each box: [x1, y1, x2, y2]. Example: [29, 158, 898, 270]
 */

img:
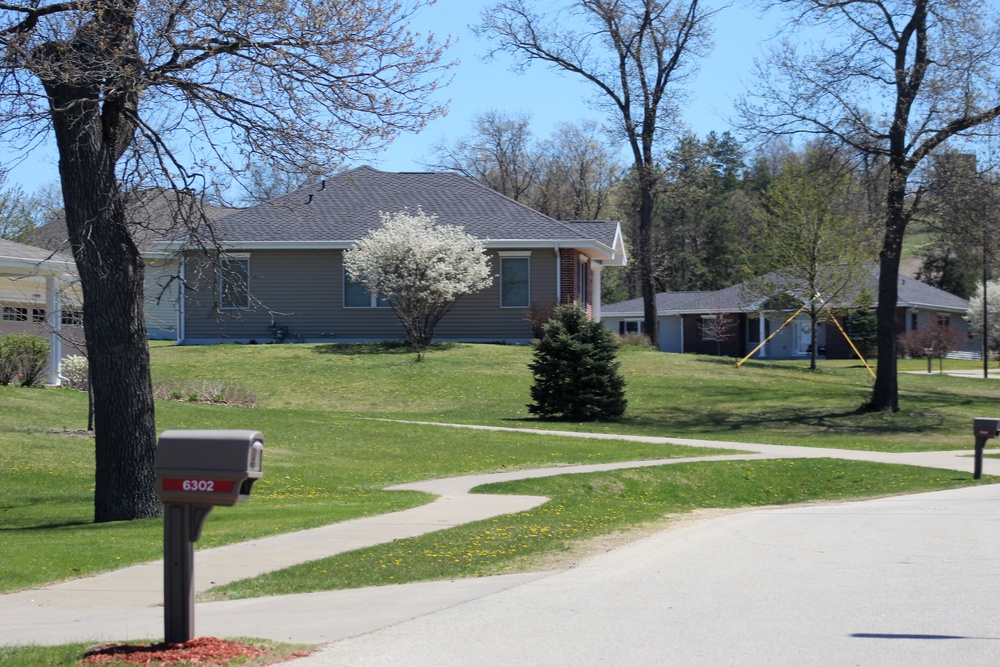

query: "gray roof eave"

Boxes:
[0, 256, 77, 277]
[898, 300, 969, 314]
[155, 237, 622, 260]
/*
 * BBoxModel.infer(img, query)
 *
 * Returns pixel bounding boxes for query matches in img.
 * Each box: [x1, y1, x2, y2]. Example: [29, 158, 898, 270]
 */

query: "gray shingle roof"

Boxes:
[896, 274, 969, 311]
[603, 291, 719, 315]
[0, 238, 74, 265]
[202, 167, 621, 251]
[604, 269, 969, 316]
[29, 188, 238, 254]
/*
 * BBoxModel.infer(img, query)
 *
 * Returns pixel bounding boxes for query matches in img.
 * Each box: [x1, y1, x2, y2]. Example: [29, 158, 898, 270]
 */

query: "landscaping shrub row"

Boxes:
[0, 334, 50, 387]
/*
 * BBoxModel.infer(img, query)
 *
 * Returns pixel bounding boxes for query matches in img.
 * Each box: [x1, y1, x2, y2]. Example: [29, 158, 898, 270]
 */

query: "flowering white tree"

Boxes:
[344, 209, 493, 360]
[967, 280, 1000, 359]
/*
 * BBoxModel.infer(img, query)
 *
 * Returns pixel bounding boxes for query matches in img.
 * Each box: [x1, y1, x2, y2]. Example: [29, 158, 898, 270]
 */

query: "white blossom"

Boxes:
[343, 208, 493, 358]
[967, 279, 1000, 356]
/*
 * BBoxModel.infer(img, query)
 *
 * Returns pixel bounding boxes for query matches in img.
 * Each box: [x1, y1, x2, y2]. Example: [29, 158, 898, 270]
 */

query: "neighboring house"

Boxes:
[0, 239, 85, 384]
[603, 270, 973, 360]
[30, 188, 237, 340]
[158, 167, 627, 345]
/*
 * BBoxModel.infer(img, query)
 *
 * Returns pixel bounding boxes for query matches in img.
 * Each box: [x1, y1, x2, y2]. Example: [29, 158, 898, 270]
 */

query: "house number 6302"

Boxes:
[181, 479, 215, 492]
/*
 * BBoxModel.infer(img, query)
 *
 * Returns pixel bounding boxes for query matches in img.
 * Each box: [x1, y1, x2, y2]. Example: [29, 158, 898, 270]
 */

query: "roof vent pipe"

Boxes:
[320, 179, 326, 190]
[307, 194, 313, 204]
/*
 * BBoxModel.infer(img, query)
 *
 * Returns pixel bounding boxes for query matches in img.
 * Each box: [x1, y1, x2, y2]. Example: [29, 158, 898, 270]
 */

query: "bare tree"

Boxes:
[0, 0, 451, 522]
[534, 120, 623, 220]
[427, 109, 540, 201]
[698, 311, 736, 356]
[477, 0, 716, 345]
[738, 0, 1000, 411]
[917, 152, 1000, 300]
[0, 170, 37, 242]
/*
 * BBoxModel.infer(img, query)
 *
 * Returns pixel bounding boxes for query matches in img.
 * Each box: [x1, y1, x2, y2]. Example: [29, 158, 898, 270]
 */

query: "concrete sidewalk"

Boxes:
[1, 430, 997, 661]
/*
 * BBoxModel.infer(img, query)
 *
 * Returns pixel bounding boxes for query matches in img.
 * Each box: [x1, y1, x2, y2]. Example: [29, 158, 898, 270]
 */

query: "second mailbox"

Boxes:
[155, 430, 263, 506]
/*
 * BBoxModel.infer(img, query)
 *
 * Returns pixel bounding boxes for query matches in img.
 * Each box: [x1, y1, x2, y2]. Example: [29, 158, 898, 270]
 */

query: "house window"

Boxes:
[937, 314, 951, 328]
[220, 256, 250, 309]
[700, 315, 718, 341]
[61, 309, 83, 326]
[2, 306, 27, 322]
[578, 259, 589, 306]
[343, 271, 391, 308]
[748, 316, 770, 344]
[911, 312, 918, 331]
[31, 308, 45, 323]
[619, 320, 644, 335]
[500, 255, 530, 308]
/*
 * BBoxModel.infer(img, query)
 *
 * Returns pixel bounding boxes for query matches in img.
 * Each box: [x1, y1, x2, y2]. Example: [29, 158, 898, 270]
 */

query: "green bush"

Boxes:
[527, 305, 627, 421]
[0, 336, 15, 386]
[0, 334, 50, 387]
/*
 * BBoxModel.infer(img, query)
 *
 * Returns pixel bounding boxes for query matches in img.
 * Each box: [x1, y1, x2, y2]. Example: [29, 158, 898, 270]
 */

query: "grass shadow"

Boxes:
[312, 341, 461, 355]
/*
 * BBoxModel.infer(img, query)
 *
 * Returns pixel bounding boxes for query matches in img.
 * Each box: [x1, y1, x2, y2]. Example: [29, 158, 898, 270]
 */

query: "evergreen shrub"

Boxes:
[527, 305, 627, 421]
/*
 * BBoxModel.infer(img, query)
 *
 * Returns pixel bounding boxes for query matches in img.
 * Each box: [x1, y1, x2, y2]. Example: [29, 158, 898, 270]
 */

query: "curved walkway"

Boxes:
[0, 426, 997, 659]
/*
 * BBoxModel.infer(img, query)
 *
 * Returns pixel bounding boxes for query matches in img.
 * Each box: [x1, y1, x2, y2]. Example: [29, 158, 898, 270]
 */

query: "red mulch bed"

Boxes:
[80, 636, 300, 665]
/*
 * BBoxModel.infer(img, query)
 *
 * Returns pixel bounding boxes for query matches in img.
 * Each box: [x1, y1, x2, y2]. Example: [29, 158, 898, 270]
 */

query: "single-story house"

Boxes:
[157, 167, 627, 344]
[29, 188, 238, 340]
[0, 239, 85, 383]
[602, 271, 974, 360]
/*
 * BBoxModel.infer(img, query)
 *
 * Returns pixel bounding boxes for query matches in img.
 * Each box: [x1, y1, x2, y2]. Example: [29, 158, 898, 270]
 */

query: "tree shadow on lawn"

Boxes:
[509, 394, 955, 444]
[312, 341, 458, 355]
[632, 403, 948, 438]
[0, 514, 93, 531]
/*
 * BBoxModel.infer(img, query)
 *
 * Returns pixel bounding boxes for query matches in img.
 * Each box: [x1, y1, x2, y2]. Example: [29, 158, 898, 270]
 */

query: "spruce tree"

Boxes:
[528, 305, 627, 421]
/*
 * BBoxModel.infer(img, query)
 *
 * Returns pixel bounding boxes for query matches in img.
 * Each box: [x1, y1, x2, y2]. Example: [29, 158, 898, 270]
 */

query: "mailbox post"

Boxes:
[154, 430, 263, 644]
[972, 418, 998, 480]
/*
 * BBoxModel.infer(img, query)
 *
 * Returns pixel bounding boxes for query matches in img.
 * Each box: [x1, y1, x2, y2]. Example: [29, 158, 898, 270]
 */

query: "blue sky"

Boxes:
[370, 0, 777, 172]
[4, 0, 778, 195]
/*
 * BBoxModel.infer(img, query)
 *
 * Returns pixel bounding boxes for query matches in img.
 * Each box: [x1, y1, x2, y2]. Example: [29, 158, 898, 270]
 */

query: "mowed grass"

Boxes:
[210, 458, 979, 599]
[151, 341, 1000, 450]
[0, 379, 721, 593]
[2, 342, 997, 595]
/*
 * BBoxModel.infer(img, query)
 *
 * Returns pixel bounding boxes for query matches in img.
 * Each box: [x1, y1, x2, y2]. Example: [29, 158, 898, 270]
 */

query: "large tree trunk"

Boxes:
[43, 78, 160, 522]
[866, 181, 907, 413]
[638, 165, 658, 347]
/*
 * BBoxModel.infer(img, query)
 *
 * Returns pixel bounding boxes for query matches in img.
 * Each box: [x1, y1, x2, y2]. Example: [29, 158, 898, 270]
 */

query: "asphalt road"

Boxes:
[294, 483, 1000, 667]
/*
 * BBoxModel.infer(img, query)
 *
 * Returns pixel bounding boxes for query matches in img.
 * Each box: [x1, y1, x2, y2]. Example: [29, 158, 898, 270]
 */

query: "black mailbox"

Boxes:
[972, 418, 998, 480]
[153, 429, 263, 644]
[155, 429, 263, 506]
[974, 418, 1000, 439]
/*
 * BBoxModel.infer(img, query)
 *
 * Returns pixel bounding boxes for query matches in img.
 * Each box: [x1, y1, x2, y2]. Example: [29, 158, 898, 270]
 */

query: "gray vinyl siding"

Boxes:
[601, 315, 682, 352]
[181, 248, 556, 343]
[144, 258, 180, 340]
[658, 316, 682, 352]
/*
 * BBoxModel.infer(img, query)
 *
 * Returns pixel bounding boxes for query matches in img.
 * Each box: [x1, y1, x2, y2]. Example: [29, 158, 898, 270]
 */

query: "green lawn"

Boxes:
[150, 341, 1000, 450]
[2, 342, 997, 596]
[210, 458, 979, 599]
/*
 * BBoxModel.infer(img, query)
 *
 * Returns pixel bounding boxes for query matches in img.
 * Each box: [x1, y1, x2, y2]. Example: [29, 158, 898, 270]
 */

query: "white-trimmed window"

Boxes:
[220, 255, 250, 309]
[343, 270, 391, 308]
[61, 309, 84, 326]
[3, 306, 27, 322]
[619, 320, 645, 335]
[499, 252, 530, 308]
